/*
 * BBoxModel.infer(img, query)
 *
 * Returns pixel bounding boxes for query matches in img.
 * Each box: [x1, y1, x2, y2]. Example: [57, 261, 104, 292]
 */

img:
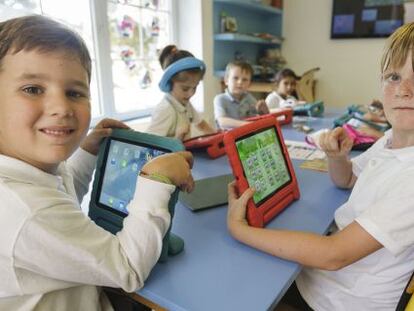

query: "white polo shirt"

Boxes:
[0, 149, 173, 311]
[146, 94, 202, 140]
[265, 91, 298, 109]
[296, 130, 414, 310]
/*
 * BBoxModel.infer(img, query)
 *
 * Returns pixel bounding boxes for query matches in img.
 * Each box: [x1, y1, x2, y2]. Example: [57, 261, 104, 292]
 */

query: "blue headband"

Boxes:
[159, 57, 206, 92]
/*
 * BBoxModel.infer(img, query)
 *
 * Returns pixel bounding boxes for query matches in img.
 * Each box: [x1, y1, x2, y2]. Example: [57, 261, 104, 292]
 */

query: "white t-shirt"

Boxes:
[265, 91, 298, 109]
[146, 93, 202, 140]
[296, 130, 414, 310]
[0, 149, 173, 311]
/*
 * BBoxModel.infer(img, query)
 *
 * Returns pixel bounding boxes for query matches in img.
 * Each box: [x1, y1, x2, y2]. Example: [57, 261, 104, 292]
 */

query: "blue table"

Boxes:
[139, 112, 352, 311]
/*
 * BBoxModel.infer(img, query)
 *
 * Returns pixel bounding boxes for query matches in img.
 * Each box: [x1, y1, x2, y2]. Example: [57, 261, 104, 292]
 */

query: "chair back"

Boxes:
[396, 271, 414, 311]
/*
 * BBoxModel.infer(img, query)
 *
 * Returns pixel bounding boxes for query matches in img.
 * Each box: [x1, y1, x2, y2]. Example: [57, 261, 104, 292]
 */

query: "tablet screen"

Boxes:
[98, 138, 167, 215]
[236, 127, 291, 205]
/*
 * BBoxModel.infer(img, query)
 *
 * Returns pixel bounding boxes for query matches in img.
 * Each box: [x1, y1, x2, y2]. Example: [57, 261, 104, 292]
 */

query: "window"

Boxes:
[0, 0, 176, 123]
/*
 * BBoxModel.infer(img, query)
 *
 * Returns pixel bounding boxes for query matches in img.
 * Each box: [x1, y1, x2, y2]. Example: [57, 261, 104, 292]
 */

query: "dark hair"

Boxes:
[158, 45, 204, 82]
[274, 68, 299, 84]
[0, 15, 91, 83]
[224, 60, 254, 79]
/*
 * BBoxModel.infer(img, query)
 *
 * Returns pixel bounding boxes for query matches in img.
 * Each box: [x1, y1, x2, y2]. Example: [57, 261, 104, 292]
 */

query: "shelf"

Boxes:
[214, 33, 282, 44]
[214, 0, 282, 15]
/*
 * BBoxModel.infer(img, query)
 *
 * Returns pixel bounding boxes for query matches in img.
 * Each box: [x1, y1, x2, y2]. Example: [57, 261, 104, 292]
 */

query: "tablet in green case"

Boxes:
[88, 129, 185, 262]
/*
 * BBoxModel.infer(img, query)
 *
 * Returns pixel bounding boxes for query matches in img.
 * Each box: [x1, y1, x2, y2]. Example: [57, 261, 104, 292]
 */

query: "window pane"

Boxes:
[108, 1, 173, 114]
[0, 0, 102, 118]
[0, 0, 40, 20]
[41, 0, 102, 118]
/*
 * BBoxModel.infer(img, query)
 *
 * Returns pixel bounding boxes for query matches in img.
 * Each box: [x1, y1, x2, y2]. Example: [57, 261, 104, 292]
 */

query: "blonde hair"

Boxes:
[224, 61, 253, 80]
[381, 22, 414, 74]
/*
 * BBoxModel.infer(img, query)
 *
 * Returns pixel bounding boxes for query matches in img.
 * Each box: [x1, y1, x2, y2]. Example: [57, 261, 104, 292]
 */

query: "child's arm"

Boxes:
[256, 99, 270, 115]
[141, 151, 194, 192]
[13, 152, 194, 292]
[217, 116, 250, 129]
[214, 94, 250, 129]
[227, 182, 382, 271]
[175, 123, 190, 141]
[69, 119, 129, 201]
[319, 127, 356, 189]
[196, 120, 216, 135]
[81, 118, 130, 156]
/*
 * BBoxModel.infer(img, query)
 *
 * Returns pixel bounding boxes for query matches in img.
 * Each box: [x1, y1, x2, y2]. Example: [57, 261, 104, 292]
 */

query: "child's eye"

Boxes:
[22, 86, 43, 95]
[384, 72, 401, 82]
[66, 90, 88, 99]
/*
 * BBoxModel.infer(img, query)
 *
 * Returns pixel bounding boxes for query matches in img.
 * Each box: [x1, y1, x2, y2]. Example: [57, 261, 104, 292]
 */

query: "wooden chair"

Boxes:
[104, 287, 167, 311]
[396, 271, 414, 311]
[296, 67, 320, 103]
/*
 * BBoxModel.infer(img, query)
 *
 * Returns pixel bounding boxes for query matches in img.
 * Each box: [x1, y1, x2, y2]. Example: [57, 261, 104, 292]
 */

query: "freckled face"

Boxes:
[382, 54, 414, 135]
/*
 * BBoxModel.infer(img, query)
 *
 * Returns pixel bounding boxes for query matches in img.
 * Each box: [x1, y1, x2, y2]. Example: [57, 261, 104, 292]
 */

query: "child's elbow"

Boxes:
[320, 258, 348, 271]
[313, 239, 352, 271]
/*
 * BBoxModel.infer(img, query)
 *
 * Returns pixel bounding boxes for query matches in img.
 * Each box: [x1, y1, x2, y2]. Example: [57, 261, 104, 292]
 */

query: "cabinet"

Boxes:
[213, 0, 283, 79]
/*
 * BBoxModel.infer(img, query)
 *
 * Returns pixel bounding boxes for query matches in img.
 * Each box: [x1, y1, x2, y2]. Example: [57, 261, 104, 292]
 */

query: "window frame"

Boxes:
[89, 0, 178, 126]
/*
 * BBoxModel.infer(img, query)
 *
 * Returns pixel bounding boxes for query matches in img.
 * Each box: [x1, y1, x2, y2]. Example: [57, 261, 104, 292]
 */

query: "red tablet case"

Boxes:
[245, 108, 293, 125]
[224, 117, 300, 227]
[183, 132, 226, 159]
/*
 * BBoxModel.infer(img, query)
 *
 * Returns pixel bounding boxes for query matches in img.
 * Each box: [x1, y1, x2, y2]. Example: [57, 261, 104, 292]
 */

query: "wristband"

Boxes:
[140, 172, 173, 185]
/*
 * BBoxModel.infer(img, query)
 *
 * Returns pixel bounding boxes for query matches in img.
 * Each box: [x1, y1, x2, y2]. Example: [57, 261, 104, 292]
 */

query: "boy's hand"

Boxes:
[319, 127, 353, 159]
[227, 181, 254, 234]
[256, 99, 270, 115]
[175, 123, 190, 140]
[81, 118, 129, 155]
[141, 151, 195, 192]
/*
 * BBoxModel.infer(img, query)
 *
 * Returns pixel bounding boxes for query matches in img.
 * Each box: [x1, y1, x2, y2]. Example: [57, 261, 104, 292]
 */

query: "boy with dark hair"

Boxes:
[0, 15, 194, 310]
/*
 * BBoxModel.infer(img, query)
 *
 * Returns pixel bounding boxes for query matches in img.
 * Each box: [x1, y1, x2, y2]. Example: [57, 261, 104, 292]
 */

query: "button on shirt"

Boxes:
[296, 130, 414, 310]
[146, 93, 202, 140]
[214, 89, 258, 128]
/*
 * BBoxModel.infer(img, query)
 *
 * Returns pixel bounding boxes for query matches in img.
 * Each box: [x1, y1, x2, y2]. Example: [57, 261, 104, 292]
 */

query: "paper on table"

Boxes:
[300, 159, 328, 172]
[284, 140, 326, 160]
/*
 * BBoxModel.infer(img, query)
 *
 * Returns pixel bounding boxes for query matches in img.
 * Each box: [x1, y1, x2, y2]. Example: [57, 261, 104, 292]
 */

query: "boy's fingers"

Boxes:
[91, 128, 112, 138]
[180, 174, 194, 193]
[240, 188, 255, 207]
[228, 181, 238, 201]
[341, 137, 354, 151]
[98, 118, 130, 129]
[176, 151, 194, 168]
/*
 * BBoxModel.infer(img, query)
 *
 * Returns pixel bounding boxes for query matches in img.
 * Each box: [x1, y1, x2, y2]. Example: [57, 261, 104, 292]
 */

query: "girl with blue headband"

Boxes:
[146, 45, 216, 140]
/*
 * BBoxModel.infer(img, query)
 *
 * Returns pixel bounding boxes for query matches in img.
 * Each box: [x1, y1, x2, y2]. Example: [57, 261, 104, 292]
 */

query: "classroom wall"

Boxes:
[282, 0, 386, 108]
[176, 0, 216, 126]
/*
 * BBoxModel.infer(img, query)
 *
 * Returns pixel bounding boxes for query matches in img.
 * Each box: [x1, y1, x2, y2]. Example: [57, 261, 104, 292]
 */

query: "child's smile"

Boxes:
[0, 49, 91, 173]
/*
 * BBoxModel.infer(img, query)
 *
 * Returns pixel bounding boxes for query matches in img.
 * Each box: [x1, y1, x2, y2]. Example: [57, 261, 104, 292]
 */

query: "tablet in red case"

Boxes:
[245, 108, 293, 125]
[184, 132, 226, 159]
[224, 117, 300, 227]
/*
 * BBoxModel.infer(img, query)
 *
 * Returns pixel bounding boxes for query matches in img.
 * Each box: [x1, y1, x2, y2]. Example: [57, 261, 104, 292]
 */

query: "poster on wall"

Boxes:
[331, 0, 414, 38]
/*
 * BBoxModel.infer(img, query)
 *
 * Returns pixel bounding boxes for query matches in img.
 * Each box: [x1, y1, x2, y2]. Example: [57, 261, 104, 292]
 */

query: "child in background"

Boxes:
[214, 60, 269, 129]
[265, 68, 305, 111]
[227, 22, 414, 310]
[146, 45, 215, 141]
[0, 15, 194, 310]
